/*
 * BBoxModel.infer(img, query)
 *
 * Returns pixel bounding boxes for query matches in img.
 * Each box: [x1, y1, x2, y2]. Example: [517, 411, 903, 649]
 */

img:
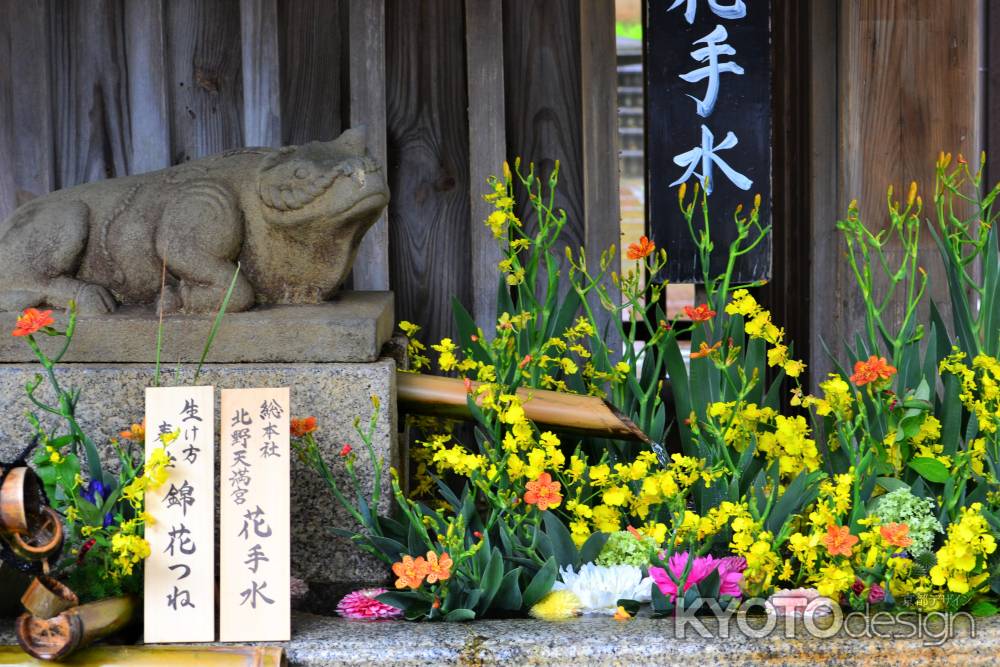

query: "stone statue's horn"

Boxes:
[336, 127, 367, 156]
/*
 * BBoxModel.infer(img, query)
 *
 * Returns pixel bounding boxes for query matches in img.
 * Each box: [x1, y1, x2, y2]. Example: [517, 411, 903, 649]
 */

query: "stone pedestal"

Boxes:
[0, 292, 398, 592]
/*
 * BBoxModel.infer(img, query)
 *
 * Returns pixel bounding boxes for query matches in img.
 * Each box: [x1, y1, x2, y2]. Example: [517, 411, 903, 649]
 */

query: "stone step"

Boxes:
[3, 610, 990, 665]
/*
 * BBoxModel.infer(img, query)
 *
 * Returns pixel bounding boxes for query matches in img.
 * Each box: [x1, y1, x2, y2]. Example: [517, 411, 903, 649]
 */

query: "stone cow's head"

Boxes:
[256, 127, 389, 233]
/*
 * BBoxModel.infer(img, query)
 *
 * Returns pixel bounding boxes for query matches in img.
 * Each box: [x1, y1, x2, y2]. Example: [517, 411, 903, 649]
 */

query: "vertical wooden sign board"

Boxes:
[144, 386, 215, 643]
[219, 388, 291, 642]
[645, 0, 773, 283]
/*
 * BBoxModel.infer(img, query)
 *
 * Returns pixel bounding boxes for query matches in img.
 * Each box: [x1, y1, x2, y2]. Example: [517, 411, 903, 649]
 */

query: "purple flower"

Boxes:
[868, 583, 885, 604]
[80, 480, 107, 506]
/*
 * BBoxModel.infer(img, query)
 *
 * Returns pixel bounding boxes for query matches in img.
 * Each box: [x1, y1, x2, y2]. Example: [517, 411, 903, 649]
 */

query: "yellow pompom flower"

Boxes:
[530, 590, 581, 620]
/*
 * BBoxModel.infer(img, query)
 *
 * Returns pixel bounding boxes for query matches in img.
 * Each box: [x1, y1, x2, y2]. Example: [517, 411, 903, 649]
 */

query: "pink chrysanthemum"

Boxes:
[336, 588, 403, 620]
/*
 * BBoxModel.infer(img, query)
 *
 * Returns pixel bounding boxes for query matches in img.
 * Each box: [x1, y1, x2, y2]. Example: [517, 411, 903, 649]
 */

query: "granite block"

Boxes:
[0, 292, 394, 364]
[0, 360, 398, 588]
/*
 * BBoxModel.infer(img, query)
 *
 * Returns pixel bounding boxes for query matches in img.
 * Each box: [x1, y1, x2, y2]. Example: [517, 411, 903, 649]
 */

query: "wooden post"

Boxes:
[240, 0, 281, 148]
[124, 0, 171, 173]
[465, 0, 507, 335]
[346, 0, 390, 291]
[580, 0, 622, 355]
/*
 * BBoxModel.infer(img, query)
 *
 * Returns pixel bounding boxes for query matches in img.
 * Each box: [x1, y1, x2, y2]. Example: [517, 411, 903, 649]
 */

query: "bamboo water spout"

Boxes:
[0, 645, 287, 666]
[0, 467, 46, 535]
[16, 595, 136, 661]
[396, 372, 654, 444]
[20, 576, 78, 619]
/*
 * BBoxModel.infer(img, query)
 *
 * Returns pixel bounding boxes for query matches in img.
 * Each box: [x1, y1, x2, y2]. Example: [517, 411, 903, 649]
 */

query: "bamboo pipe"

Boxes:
[16, 595, 136, 661]
[7, 507, 63, 563]
[396, 372, 654, 444]
[0, 645, 286, 666]
[0, 467, 46, 535]
[20, 577, 78, 619]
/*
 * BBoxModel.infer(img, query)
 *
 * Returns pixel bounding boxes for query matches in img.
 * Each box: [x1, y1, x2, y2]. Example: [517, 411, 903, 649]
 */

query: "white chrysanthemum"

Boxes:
[552, 563, 653, 615]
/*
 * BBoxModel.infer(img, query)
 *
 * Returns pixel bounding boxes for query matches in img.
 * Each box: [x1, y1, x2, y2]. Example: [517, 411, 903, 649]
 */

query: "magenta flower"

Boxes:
[868, 583, 885, 604]
[650, 552, 747, 602]
[336, 587, 403, 620]
[716, 556, 747, 598]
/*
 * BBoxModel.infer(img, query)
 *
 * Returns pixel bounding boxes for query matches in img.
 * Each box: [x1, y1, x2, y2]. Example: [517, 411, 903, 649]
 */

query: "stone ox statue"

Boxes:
[0, 128, 388, 314]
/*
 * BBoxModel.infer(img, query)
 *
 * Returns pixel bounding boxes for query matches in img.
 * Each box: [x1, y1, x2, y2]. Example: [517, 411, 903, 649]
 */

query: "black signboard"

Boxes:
[645, 0, 772, 283]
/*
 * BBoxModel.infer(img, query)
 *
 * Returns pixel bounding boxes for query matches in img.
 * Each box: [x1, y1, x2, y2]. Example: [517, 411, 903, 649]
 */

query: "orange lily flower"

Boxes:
[822, 524, 859, 557]
[12, 308, 54, 337]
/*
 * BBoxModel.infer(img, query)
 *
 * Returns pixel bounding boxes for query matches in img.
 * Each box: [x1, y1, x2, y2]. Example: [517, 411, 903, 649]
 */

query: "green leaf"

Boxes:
[375, 591, 423, 611]
[521, 557, 557, 609]
[405, 603, 431, 621]
[577, 531, 609, 565]
[696, 568, 721, 599]
[663, 339, 693, 455]
[765, 470, 821, 534]
[493, 567, 524, 611]
[875, 477, 910, 494]
[369, 536, 407, 562]
[194, 263, 242, 383]
[650, 579, 673, 615]
[445, 608, 477, 622]
[908, 457, 950, 484]
[474, 547, 505, 616]
[541, 510, 578, 568]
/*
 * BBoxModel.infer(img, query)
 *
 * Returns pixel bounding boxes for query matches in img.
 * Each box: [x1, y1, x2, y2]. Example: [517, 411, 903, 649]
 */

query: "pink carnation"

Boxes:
[650, 552, 747, 603]
[336, 588, 403, 620]
[716, 556, 747, 598]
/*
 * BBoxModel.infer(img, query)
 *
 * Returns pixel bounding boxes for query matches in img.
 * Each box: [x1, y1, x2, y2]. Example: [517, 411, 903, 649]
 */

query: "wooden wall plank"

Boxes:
[988, 0, 1000, 190]
[49, 0, 132, 188]
[807, 0, 840, 390]
[760, 0, 813, 384]
[347, 0, 390, 291]
[464, 0, 506, 332]
[241, 0, 281, 148]
[579, 0, 621, 350]
[385, 0, 471, 344]
[1, 0, 54, 213]
[503, 0, 585, 261]
[125, 0, 171, 173]
[832, 1, 981, 359]
[166, 0, 244, 162]
[0, 1, 20, 219]
[277, 0, 342, 145]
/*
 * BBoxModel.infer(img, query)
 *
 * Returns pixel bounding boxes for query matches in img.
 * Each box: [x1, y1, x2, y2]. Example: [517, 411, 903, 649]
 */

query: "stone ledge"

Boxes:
[1, 611, 996, 666]
[0, 291, 394, 364]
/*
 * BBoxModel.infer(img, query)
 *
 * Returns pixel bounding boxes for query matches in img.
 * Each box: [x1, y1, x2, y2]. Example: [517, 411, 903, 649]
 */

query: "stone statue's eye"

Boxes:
[294, 168, 308, 179]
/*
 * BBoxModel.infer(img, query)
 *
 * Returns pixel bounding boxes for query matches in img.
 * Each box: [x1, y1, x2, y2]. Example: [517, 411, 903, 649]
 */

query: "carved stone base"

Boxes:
[0, 291, 394, 364]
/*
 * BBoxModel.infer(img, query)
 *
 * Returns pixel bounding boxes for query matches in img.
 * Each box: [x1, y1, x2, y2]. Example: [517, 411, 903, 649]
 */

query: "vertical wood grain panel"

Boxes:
[278, 0, 341, 145]
[241, 0, 281, 147]
[385, 0, 471, 344]
[988, 0, 1000, 190]
[579, 0, 621, 349]
[836, 1, 981, 356]
[759, 0, 813, 384]
[49, 0, 132, 188]
[0, 1, 20, 219]
[503, 0, 585, 256]
[808, 0, 840, 390]
[347, 0, 390, 291]
[465, 0, 506, 332]
[0, 0, 52, 216]
[125, 0, 171, 173]
[166, 0, 244, 162]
